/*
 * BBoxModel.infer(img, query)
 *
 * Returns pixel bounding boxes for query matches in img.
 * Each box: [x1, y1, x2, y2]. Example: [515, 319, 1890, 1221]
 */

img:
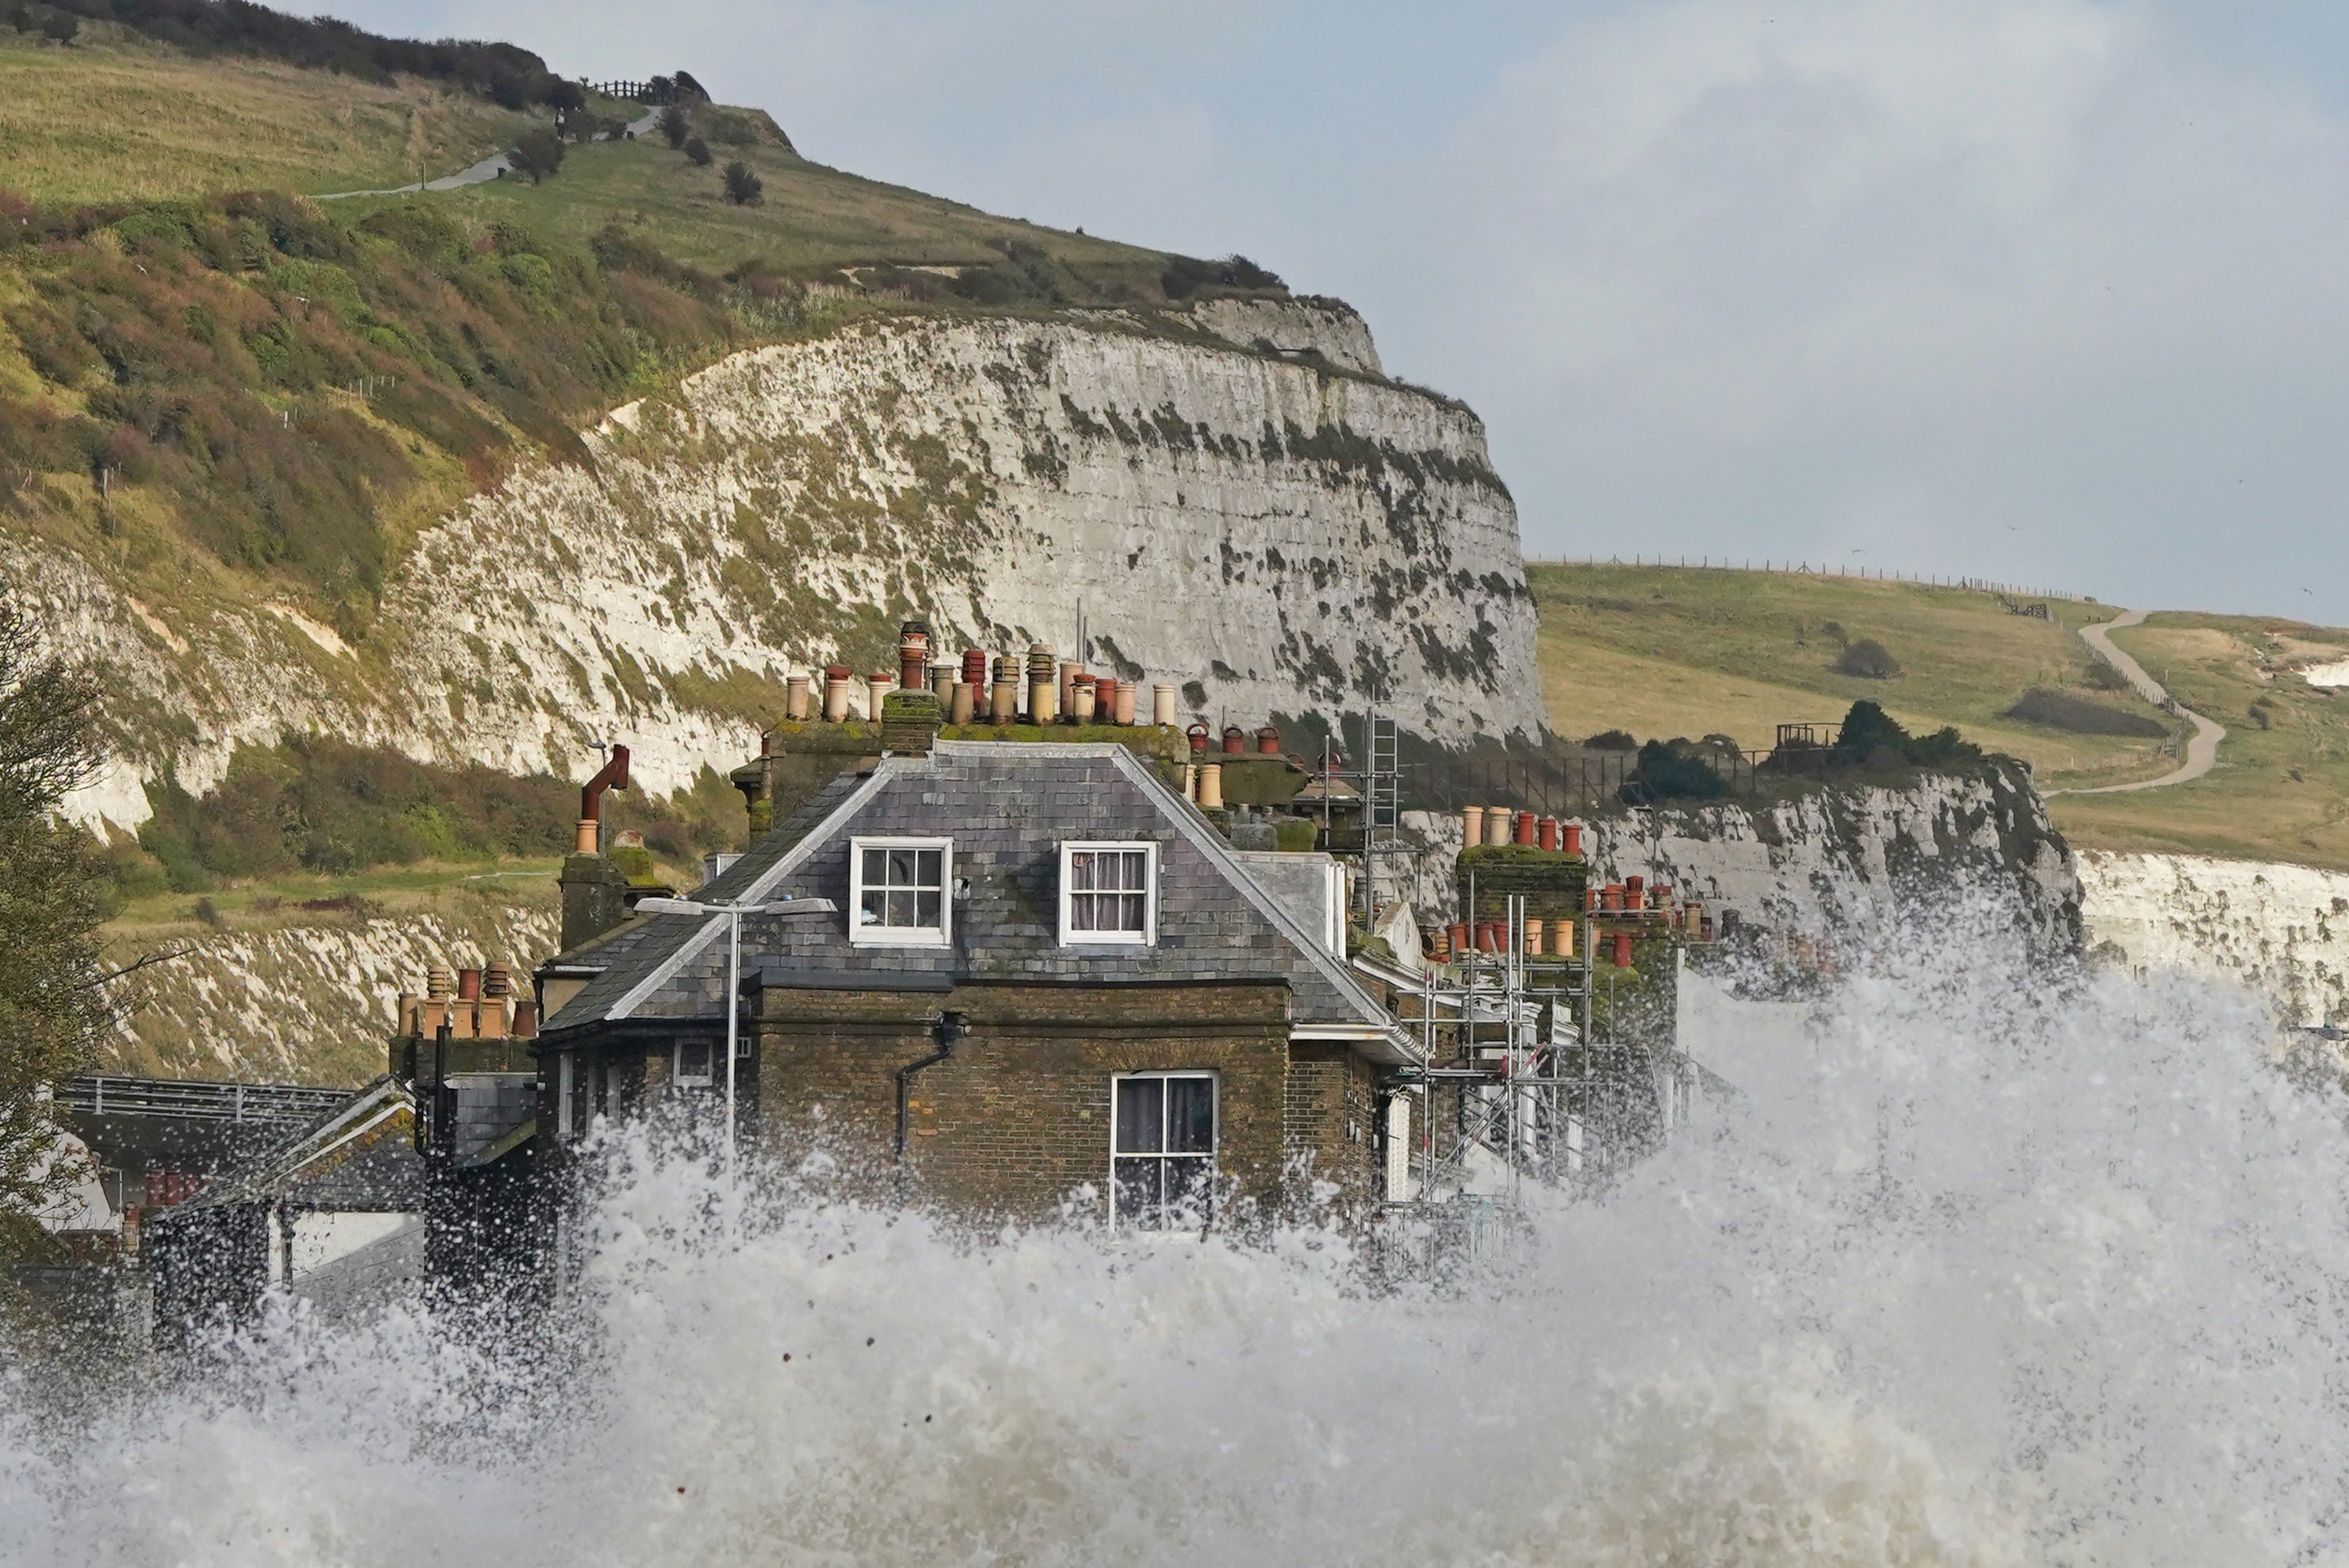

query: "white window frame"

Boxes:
[1109, 1070, 1218, 1232]
[1059, 841, 1158, 947]
[556, 1051, 575, 1140]
[673, 1039, 715, 1089]
[848, 836, 954, 947]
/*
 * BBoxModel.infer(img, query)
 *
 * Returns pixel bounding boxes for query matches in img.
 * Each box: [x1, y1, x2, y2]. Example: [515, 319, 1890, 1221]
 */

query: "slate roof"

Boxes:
[540, 742, 1409, 1061]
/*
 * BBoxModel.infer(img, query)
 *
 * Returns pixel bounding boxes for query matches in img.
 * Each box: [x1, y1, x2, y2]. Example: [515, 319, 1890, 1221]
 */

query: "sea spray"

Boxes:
[6, 901, 2349, 1566]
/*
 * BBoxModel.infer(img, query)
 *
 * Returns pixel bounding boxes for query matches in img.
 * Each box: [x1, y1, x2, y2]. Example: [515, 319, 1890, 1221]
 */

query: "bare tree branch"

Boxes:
[74, 947, 194, 992]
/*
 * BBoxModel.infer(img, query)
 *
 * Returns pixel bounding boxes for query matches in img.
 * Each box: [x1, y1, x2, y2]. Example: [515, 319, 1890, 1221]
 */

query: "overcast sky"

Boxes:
[340, 0, 2349, 622]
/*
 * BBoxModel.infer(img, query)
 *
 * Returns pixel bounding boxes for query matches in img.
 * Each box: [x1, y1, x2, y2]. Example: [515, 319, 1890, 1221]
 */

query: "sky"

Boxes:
[336, 0, 2349, 623]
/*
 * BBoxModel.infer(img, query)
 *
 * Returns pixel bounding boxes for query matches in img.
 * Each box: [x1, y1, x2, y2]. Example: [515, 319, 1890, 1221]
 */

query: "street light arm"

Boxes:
[633, 896, 839, 917]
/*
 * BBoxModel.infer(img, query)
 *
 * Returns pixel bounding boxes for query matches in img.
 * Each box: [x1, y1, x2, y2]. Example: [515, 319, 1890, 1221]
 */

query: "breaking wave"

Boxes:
[7, 904, 2349, 1566]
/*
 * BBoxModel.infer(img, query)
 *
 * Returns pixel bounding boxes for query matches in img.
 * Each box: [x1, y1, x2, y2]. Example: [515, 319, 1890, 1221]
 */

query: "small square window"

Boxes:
[850, 837, 952, 947]
[1060, 842, 1156, 945]
[674, 1040, 713, 1088]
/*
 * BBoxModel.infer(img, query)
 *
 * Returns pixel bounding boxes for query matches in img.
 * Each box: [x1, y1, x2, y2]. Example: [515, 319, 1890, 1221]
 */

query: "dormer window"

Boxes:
[850, 837, 952, 947]
[1061, 842, 1156, 945]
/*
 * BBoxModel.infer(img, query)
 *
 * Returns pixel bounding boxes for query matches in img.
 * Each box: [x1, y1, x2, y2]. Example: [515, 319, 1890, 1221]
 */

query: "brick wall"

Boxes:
[752, 978, 1386, 1224]
[1282, 1042, 1382, 1210]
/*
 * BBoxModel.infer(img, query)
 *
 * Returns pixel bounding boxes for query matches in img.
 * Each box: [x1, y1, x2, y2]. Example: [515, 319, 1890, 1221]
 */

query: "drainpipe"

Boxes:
[894, 1010, 966, 1165]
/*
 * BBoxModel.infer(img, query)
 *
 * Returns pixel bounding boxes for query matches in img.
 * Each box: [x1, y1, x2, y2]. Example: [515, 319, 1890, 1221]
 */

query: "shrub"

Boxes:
[507, 129, 566, 183]
[1828, 700, 1982, 769]
[1159, 253, 1285, 298]
[1836, 638, 1901, 679]
[1582, 729, 1637, 751]
[2001, 688, 2168, 738]
[1621, 740, 1729, 803]
[658, 103, 691, 148]
[1820, 620, 1848, 648]
[39, 10, 74, 43]
[683, 136, 712, 167]
[722, 160, 763, 205]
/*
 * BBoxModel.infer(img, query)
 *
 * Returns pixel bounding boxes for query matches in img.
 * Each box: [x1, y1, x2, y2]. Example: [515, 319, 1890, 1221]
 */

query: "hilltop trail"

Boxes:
[317, 109, 658, 200]
[2054, 608, 2226, 795]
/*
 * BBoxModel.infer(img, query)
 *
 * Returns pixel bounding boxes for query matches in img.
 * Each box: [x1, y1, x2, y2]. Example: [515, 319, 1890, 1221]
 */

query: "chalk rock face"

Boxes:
[1578, 764, 2083, 954]
[2078, 851, 2349, 1025]
[102, 899, 559, 1086]
[1183, 298, 1385, 376]
[20, 307, 1536, 826]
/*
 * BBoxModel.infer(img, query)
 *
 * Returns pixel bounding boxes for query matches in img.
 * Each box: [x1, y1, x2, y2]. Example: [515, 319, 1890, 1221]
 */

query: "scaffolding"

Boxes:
[1373, 897, 1705, 1224]
[1305, 704, 1701, 1239]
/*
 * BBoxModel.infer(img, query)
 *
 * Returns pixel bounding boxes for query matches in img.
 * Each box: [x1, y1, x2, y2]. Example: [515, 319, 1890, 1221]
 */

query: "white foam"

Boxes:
[8, 897, 2349, 1566]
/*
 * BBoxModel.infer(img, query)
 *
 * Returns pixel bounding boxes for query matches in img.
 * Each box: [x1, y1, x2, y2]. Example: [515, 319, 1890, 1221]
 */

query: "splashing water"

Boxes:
[7, 905, 2349, 1567]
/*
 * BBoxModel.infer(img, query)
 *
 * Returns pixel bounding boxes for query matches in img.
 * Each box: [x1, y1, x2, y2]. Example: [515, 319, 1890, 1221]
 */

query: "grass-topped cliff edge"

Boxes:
[1529, 562, 2349, 871]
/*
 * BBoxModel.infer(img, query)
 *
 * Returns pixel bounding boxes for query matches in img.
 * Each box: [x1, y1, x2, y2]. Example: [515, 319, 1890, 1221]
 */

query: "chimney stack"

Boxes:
[1028, 644, 1057, 723]
[990, 655, 1018, 724]
[897, 621, 930, 694]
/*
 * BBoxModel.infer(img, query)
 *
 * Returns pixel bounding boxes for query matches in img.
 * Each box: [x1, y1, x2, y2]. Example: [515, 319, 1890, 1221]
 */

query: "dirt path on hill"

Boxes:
[315, 110, 659, 201]
[2051, 608, 2227, 795]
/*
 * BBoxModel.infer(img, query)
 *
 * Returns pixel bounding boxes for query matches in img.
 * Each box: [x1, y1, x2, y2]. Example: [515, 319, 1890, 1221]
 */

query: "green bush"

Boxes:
[507, 129, 566, 183]
[1836, 638, 1901, 679]
[683, 136, 713, 167]
[501, 252, 556, 294]
[1829, 700, 1982, 769]
[1582, 729, 1636, 751]
[1623, 740, 1729, 803]
[1159, 253, 1284, 298]
[721, 160, 763, 205]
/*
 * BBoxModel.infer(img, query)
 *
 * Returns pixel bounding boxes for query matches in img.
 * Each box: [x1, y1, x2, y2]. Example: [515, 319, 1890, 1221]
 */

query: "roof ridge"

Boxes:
[1101, 748, 1409, 1050]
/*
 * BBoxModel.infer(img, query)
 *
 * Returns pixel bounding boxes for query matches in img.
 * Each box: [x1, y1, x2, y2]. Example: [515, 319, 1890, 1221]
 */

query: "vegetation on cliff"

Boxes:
[0, 592, 108, 1251]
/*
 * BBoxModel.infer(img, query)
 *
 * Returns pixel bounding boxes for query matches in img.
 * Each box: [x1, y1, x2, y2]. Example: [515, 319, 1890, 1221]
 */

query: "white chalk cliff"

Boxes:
[1576, 765, 2084, 953]
[2078, 851, 2349, 1027]
[15, 300, 1537, 828]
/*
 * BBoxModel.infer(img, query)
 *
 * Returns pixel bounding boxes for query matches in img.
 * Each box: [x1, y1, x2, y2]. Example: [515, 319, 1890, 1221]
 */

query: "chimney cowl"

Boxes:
[580, 744, 632, 828]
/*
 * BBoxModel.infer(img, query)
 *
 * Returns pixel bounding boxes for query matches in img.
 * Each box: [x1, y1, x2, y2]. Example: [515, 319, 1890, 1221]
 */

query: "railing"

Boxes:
[60, 1075, 356, 1124]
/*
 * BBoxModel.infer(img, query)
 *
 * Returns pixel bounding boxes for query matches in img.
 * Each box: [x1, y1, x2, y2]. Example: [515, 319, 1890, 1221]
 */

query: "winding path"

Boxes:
[2051, 608, 2226, 795]
[316, 110, 660, 201]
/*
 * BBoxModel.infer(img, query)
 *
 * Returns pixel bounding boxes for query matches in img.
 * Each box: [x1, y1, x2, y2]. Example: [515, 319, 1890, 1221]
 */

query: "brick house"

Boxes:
[532, 740, 1414, 1228]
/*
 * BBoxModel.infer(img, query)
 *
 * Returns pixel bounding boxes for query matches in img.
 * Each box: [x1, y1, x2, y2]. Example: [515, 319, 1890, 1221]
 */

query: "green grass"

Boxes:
[343, 118, 1174, 292]
[0, 26, 533, 202]
[1529, 563, 2178, 788]
[2051, 613, 2349, 870]
[1529, 564, 2349, 870]
[100, 855, 559, 946]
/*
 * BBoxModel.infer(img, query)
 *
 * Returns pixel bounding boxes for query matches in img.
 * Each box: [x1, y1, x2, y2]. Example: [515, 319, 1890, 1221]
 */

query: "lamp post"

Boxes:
[633, 894, 836, 1182]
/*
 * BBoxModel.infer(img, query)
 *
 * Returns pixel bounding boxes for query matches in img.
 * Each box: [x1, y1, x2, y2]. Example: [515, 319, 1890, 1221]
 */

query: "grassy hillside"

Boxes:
[2055, 613, 2349, 869]
[0, 26, 534, 202]
[1528, 563, 2349, 870]
[372, 110, 1177, 290]
[1530, 563, 2178, 786]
